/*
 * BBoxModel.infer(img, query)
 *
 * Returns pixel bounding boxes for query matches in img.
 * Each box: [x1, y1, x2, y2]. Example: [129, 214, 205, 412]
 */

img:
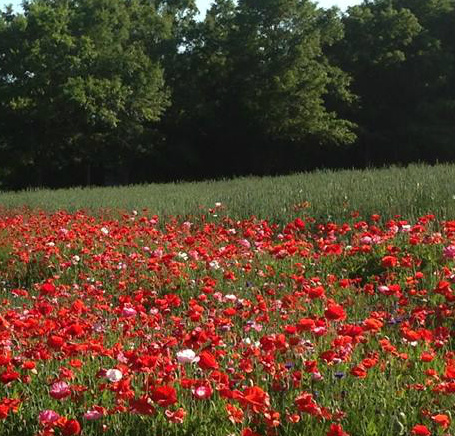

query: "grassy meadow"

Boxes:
[1, 163, 454, 223]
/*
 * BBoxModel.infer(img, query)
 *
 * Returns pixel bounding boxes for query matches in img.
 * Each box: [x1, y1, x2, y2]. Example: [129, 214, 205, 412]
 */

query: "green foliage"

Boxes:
[0, 0, 171, 185]
[160, 0, 357, 177]
[227, 0, 356, 143]
[0, 241, 12, 276]
[335, 0, 455, 165]
[0, 0, 454, 187]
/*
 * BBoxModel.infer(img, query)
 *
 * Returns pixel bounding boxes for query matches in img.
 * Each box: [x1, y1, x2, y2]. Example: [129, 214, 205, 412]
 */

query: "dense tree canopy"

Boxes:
[0, 0, 454, 188]
[161, 0, 356, 177]
[0, 0, 172, 186]
[336, 0, 455, 165]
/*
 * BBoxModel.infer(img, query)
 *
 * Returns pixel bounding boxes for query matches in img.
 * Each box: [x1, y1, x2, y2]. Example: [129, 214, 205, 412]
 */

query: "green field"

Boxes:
[0, 164, 454, 222]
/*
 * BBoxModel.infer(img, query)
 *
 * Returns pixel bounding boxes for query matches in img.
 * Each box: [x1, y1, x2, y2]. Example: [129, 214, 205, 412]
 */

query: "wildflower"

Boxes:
[177, 252, 188, 260]
[165, 408, 186, 423]
[308, 286, 325, 299]
[327, 423, 350, 436]
[105, 369, 123, 383]
[129, 396, 155, 415]
[411, 424, 431, 435]
[39, 409, 61, 424]
[242, 428, 261, 436]
[62, 419, 81, 436]
[0, 370, 20, 384]
[40, 282, 56, 296]
[234, 386, 270, 413]
[224, 294, 237, 302]
[192, 384, 213, 400]
[209, 260, 220, 270]
[47, 335, 64, 349]
[176, 349, 197, 364]
[382, 255, 398, 268]
[151, 385, 177, 407]
[350, 365, 367, 378]
[198, 350, 219, 370]
[121, 305, 137, 317]
[360, 236, 372, 244]
[325, 303, 346, 322]
[295, 392, 320, 416]
[294, 218, 305, 229]
[83, 408, 104, 421]
[49, 381, 71, 400]
[431, 414, 450, 429]
[226, 404, 244, 424]
[443, 245, 455, 259]
[363, 318, 383, 332]
[239, 239, 251, 249]
[0, 398, 20, 420]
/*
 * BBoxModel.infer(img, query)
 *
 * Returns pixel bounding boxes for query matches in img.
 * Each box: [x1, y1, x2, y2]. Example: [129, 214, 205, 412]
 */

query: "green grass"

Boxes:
[1, 163, 455, 222]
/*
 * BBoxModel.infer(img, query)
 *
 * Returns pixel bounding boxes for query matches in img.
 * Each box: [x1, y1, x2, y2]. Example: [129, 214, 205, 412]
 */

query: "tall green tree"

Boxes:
[163, 0, 356, 177]
[336, 0, 455, 165]
[0, 0, 170, 187]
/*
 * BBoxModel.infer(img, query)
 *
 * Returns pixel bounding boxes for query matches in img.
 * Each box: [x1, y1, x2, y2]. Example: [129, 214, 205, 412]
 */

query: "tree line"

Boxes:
[0, 0, 454, 189]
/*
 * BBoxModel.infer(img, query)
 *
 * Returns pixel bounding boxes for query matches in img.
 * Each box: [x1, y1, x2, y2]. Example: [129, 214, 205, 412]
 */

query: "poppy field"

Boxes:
[1, 203, 455, 436]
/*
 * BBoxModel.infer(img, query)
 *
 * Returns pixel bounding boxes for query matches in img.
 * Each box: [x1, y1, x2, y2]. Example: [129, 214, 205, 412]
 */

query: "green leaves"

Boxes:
[64, 76, 128, 128]
[0, 0, 453, 187]
[160, 0, 357, 178]
[334, 0, 455, 165]
[0, 0, 170, 186]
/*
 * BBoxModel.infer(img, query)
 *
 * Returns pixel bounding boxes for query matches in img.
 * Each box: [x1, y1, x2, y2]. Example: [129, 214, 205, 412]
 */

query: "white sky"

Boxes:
[1, 0, 362, 13]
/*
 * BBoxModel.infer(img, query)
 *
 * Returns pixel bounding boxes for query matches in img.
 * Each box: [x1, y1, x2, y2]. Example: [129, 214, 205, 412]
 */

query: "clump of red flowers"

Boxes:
[0, 210, 453, 435]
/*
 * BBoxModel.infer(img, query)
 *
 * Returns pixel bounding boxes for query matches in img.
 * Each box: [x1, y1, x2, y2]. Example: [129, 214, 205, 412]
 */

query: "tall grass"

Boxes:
[1, 164, 454, 222]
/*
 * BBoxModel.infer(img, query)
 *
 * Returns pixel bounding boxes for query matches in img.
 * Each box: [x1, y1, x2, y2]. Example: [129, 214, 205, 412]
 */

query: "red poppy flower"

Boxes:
[294, 218, 305, 229]
[295, 392, 320, 416]
[382, 255, 398, 268]
[363, 318, 383, 332]
[431, 414, 450, 429]
[151, 386, 177, 407]
[40, 282, 56, 296]
[325, 304, 346, 322]
[0, 370, 20, 384]
[308, 286, 325, 299]
[129, 395, 155, 415]
[242, 428, 261, 436]
[0, 405, 8, 420]
[327, 423, 349, 436]
[198, 351, 219, 370]
[62, 419, 81, 436]
[411, 424, 431, 435]
[164, 408, 186, 423]
[226, 403, 244, 424]
[297, 318, 316, 332]
[47, 335, 64, 349]
[350, 365, 367, 378]
[234, 386, 270, 413]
